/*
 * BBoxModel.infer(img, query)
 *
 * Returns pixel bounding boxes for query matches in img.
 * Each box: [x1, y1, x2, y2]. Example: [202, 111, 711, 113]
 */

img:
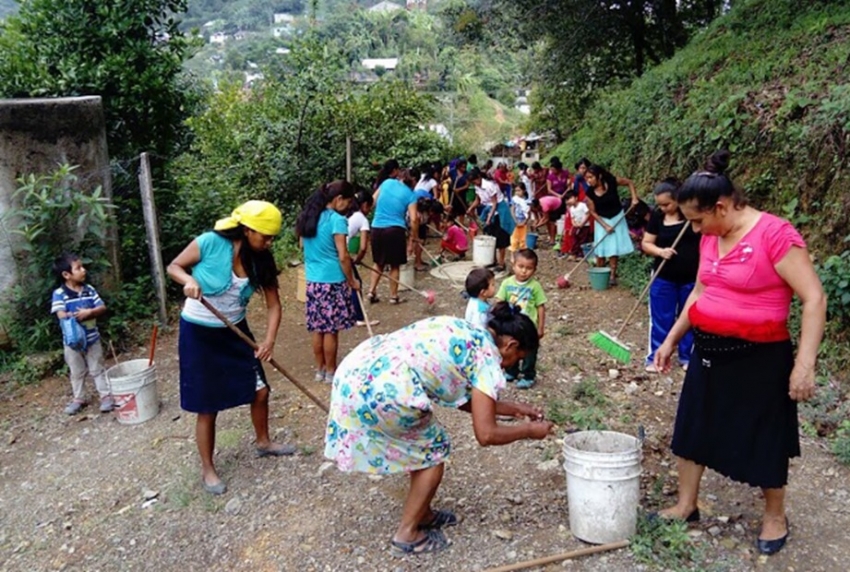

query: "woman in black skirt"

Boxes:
[168, 201, 295, 496]
[653, 151, 826, 555]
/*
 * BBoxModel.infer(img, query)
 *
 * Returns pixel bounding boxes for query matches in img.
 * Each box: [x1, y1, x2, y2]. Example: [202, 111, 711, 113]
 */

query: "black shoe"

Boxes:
[757, 518, 789, 555]
[647, 508, 700, 523]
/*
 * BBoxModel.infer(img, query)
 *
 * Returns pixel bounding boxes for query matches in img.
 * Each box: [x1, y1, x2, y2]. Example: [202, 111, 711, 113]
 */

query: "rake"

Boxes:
[589, 222, 690, 363]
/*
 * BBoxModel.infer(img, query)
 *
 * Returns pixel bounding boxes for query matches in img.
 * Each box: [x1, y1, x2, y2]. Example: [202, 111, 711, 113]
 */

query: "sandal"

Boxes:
[419, 509, 458, 530]
[367, 291, 379, 304]
[390, 528, 450, 555]
[389, 297, 405, 305]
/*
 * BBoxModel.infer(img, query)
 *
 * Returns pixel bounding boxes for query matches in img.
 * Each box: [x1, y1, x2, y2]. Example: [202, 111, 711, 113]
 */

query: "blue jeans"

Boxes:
[646, 277, 694, 365]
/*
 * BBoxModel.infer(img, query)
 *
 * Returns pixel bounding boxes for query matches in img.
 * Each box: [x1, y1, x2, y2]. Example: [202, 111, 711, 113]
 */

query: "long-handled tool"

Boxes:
[481, 540, 629, 572]
[355, 291, 375, 338]
[359, 262, 436, 304]
[199, 297, 330, 413]
[147, 324, 158, 367]
[589, 222, 690, 363]
[557, 205, 635, 289]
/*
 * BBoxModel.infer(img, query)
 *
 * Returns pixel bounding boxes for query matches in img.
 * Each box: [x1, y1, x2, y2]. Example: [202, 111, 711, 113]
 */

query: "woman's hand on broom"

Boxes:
[183, 278, 202, 300]
[659, 247, 677, 260]
[255, 340, 274, 362]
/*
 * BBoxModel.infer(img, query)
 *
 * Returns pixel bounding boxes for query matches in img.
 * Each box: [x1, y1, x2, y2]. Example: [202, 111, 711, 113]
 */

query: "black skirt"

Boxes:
[671, 331, 800, 489]
[371, 226, 408, 268]
[178, 317, 268, 414]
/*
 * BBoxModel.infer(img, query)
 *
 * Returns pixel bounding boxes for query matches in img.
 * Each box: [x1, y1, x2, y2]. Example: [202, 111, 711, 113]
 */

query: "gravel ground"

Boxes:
[1, 247, 848, 572]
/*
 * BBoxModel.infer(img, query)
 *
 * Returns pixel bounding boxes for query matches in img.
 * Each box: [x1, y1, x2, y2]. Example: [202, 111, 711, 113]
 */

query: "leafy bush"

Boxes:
[817, 242, 850, 328]
[831, 420, 850, 466]
[0, 165, 113, 354]
[617, 252, 653, 296]
[632, 512, 702, 571]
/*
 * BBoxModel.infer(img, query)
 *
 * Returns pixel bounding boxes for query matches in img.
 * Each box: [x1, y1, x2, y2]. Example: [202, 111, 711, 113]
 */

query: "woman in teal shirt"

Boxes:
[296, 180, 359, 383]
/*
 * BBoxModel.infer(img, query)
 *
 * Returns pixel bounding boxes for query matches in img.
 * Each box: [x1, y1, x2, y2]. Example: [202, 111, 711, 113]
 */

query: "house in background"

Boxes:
[369, 1, 403, 14]
[361, 58, 399, 72]
[274, 13, 296, 24]
[210, 31, 228, 44]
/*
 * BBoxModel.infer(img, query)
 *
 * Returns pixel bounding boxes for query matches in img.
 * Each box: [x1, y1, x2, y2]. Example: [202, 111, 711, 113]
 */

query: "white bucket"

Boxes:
[398, 264, 415, 291]
[562, 431, 642, 544]
[106, 359, 160, 425]
[472, 235, 496, 266]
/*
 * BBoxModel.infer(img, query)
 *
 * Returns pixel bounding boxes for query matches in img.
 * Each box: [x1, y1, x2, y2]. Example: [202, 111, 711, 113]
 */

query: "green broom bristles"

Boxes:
[589, 330, 632, 364]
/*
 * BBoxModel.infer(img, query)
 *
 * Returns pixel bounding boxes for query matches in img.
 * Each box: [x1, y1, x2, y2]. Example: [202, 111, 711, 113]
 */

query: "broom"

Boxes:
[589, 222, 690, 363]
[358, 262, 437, 304]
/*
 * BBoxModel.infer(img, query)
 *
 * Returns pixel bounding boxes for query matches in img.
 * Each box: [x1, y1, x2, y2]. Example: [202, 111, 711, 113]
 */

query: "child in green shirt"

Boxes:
[495, 249, 547, 388]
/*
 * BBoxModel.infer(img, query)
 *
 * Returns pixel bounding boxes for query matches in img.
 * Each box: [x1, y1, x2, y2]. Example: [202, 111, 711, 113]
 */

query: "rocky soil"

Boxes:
[1, 246, 848, 572]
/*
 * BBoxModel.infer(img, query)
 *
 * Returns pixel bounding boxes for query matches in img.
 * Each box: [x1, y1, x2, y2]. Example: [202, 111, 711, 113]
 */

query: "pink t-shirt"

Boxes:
[538, 195, 562, 213]
[445, 225, 468, 252]
[691, 213, 805, 328]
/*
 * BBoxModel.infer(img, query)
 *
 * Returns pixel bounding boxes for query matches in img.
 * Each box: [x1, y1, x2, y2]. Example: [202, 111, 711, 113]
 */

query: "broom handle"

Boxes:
[148, 324, 158, 367]
[481, 540, 629, 572]
[355, 291, 375, 338]
[358, 261, 426, 297]
[199, 297, 330, 414]
[614, 222, 690, 339]
[566, 204, 636, 280]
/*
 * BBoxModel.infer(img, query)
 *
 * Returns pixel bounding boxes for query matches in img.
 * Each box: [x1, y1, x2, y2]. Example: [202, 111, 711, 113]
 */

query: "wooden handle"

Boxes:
[199, 297, 330, 413]
[355, 291, 375, 338]
[481, 540, 629, 572]
[147, 325, 158, 367]
[614, 221, 691, 338]
[358, 262, 425, 297]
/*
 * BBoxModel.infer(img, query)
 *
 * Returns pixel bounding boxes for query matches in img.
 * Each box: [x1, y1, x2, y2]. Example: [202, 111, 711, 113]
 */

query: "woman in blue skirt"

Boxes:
[585, 164, 639, 286]
[168, 200, 295, 496]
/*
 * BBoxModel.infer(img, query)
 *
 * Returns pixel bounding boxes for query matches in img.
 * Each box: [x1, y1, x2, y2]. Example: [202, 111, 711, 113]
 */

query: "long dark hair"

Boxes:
[295, 180, 356, 239]
[678, 150, 747, 211]
[214, 226, 279, 290]
[375, 159, 400, 188]
[487, 301, 540, 353]
[653, 177, 684, 220]
[587, 164, 618, 193]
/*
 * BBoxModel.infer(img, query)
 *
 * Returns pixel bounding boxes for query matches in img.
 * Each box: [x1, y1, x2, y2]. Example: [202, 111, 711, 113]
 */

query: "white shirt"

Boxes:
[347, 211, 370, 241]
[569, 202, 589, 227]
[183, 273, 249, 326]
[511, 195, 530, 224]
[465, 297, 490, 328]
[475, 179, 503, 205]
[414, 177, 438, 196]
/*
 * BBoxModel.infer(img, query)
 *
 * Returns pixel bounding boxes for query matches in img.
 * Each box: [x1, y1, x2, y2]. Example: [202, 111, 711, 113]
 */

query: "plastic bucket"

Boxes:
[398, 264, 415, 291]
[563, 431, 642, 544]
[106, 359, 159, 425]
[296, 267, 307, 303]
[526, 233, 539, 249]
[473, 235, 496, 266]
[588, 268, 611, 291]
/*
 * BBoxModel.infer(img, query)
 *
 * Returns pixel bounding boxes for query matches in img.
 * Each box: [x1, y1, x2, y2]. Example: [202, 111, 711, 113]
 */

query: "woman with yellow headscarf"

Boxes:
[167, 200, 295, 496]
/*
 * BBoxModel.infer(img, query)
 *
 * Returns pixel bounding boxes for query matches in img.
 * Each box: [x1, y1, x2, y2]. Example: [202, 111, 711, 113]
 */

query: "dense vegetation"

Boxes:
[549, 0, 850, 371]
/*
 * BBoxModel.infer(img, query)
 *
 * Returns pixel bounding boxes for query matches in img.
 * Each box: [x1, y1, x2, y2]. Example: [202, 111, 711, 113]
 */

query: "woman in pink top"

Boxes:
[439, 210, 469, 260]
[530, 195, 564, 245]
[653, 151, 826, 556]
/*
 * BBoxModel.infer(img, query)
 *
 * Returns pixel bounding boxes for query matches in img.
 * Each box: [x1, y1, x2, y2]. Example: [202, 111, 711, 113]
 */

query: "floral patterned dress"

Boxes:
[324, 317, 505, 474]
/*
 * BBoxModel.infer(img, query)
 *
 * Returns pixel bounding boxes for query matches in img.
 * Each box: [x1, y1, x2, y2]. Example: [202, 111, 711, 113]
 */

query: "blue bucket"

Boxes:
[527, 233, 539, 249]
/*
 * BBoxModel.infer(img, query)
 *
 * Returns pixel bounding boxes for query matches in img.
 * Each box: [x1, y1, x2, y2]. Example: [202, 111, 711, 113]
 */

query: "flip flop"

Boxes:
[390, 529, 450, 555]
[255, 444, 298, 457]
[419, 509, 459, 530]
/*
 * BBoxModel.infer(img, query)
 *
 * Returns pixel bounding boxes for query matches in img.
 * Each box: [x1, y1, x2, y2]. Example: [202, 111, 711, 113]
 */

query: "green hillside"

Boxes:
[551, 0, 850, 252]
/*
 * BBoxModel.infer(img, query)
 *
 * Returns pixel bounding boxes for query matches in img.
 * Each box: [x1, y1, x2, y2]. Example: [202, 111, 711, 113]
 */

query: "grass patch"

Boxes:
[831, 420, 850, 466]
[546, 378, 611, 431]
[631, 512, 703, 571]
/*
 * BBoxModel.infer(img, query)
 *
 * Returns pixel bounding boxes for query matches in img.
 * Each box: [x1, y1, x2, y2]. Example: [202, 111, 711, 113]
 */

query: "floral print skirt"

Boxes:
[305, 281, 355, 333]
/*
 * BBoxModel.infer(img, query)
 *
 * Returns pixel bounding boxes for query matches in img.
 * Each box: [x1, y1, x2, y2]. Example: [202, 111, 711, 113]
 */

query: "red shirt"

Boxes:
[689, 213, 805, 342]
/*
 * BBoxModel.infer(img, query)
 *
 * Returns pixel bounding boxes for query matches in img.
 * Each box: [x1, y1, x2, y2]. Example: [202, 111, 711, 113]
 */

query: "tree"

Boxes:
[498, 0, 727, 136]
[0, 0, 203, 160]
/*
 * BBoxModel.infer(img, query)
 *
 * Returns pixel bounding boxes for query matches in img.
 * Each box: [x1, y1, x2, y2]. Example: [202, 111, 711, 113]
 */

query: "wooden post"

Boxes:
[345, 136, 352, 183]
[138, 152, 168, 326]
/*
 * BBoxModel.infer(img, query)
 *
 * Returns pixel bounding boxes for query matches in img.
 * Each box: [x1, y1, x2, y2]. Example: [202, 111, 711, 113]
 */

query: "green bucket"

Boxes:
[588, 268, 611, 291]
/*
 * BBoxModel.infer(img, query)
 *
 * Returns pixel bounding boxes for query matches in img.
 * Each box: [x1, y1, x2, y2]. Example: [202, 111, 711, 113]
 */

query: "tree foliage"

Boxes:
[500, 0, 729, 137]
[0, 0, 203, 159]
[171, 36, 449, 242]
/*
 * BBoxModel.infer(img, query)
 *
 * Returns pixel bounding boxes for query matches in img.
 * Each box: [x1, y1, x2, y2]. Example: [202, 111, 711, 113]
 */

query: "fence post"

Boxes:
[138, 152, 168, 326]
[346, 136, 352, 183]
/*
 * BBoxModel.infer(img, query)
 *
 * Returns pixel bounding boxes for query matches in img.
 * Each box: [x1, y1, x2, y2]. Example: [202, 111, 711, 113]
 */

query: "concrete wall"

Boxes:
[0, 96, 120, 342]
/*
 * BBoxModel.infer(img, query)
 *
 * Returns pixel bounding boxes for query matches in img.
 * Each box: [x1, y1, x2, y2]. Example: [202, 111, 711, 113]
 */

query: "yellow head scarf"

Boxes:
[214, 200, 282, 236]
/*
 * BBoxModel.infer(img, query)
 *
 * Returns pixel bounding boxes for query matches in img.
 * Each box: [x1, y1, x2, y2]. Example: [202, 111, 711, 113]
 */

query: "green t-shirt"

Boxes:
[495, 276, 547, 327]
